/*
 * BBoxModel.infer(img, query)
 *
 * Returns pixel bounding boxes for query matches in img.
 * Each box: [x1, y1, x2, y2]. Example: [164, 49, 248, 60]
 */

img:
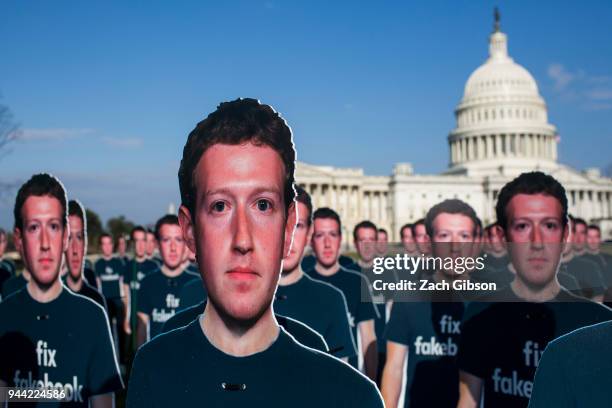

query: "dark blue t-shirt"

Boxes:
[304, 266, 379, 369]
[94, 257, 126, 299]
[528, 320, 612, 407]
[61, 278, 107, 312]
[346, 264, 389, 353]
[161, 301, 328, 353]
[458, 286, 612, 407]
[178, 276, 207, 310]
[0, 286, 123, 406]
[0, 258, 16, 276]
[137, 270, 200, 339]
[561, 256, 605, 299]
[124, 259, 160, 292]
[127, 318, 384, 408]
[274, 273, 356, 359]
[124, 258, 159, 326]
[385, 297, 465, 408]
[1, 273, 27, 300]
[0, 267, 11, 299]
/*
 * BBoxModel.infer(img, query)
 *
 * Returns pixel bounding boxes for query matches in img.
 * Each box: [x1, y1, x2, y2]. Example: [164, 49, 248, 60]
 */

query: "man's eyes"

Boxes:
[209, 199, 274, 213]
[212, 201, 226, 213]
[256, 199, 273, 212]
[514, 223, 528, 231]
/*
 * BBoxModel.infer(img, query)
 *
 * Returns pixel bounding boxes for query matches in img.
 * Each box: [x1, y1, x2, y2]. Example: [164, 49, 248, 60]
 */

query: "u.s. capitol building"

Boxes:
[295, 16, 612, 240]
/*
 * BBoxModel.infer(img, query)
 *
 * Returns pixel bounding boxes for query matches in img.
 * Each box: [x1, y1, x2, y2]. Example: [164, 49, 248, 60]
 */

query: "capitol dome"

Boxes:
[447, 11, 557, 177]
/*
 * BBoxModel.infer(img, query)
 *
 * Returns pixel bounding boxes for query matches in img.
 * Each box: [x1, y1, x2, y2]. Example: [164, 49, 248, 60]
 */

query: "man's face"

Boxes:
[505, 193, 568, 289]
[100, 236, 113, 257]
[376, 231, 388, 256]
[431, 213, 475, 277]
[133, 230, 147, 259]
[159, 224, 186, 269]
[414, 224, 431, 255]
[587, 228, 601, 252]
[355, 227, 378, 264]
[573, 223, 587, 252]
[401, 227, 416, 253]
[282, 202, 311, 273]
[146, 233, 157, 256]
[66, 215, 85, 280]
[486, 226, 506, 254]
[180, 143, 289, 322]
[312, 218, 342, 268]
[0, 233, 6, 257]
[118, 237, 127, 256]
[15, 196, 67, 288]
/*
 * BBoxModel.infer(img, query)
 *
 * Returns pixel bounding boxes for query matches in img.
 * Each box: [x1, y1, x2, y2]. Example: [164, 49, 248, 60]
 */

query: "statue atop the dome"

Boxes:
[493, 7, 501, 32]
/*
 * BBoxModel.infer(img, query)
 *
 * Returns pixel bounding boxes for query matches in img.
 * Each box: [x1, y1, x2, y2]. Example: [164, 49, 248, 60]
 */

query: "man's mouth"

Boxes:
[227, 267, 259, 280]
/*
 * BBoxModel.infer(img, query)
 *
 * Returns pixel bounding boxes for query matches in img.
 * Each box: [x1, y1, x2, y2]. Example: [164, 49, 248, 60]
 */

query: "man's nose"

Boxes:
[233, 205, 254, 255]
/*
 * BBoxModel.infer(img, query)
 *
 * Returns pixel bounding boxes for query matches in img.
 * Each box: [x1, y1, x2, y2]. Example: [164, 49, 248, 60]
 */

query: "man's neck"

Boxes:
[433, 269, 467, 283]
[587, 248, 600, 255]
[27, 278, 63, 303]
[574, 248, 586, 257]
[201, 301, 279, 357]
[487, 250, 507, 259]
[357, 259, 373, 269]
[102, 254, 113, 261]
[510, 278, 561, 303]
[135, 255, 146, 263]
[562, 250, 574, 263]
[314, 261, 340, 277]
[66, 273, 83, 292]
[279, 266, 303, 286]
[161, 263, 184, 278]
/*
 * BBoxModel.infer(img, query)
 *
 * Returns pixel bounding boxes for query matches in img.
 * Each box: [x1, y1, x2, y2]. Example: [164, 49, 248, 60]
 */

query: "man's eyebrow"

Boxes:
[203, 187, 282, 197]
[24, 217, 63, 223]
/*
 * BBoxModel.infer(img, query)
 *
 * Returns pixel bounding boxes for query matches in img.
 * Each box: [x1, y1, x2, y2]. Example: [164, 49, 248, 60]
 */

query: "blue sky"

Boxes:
[1, 0, 611, 229]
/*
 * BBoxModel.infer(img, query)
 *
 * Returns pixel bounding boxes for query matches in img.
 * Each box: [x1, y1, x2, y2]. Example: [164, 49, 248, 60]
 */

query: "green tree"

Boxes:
[0, 99, 21, 198]
[106, 215, 135, 242]
[85, 208, 103, 253]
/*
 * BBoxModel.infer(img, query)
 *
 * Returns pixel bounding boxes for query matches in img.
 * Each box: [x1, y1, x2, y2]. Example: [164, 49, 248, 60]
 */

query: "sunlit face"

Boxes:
[376, 230, 388, 256]
[401, 227, 416, 253]
[414, 223, 431, 255]
[355, 227, 378, 264]
[180, 143, 290, 323]
[587, 228, 601, 252]
[431, 213, 475, 277]
[100, 236, 113, 258]
[504, 193, 568, 289]
[312, 218, 342, 268]
[66, 215, 85, 281]
[146, 232, 157, 256]
[283, 202, 311, 273]
[158, 224, 186, 270]
[573, 223, 587, 252]
[15, 196, 67, 288]
[118, 237, 127, 256]
[133, 230, 147, 259]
